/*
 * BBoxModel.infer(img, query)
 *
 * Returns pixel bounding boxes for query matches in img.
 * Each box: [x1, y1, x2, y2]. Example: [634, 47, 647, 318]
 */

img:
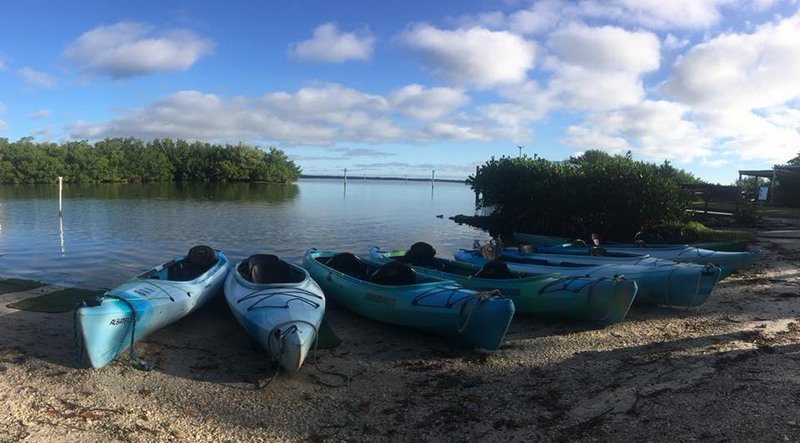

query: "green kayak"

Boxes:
[513, 232, 749, 252]
[370, 245, 638, 325]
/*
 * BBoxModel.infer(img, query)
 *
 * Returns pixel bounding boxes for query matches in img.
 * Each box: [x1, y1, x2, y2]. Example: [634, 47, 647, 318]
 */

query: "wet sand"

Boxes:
[1, 231, 799, 442]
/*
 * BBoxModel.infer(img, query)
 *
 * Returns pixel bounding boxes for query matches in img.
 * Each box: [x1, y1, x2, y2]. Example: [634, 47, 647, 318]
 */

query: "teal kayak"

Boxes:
[513, 232, 749, 252]
[369, 246, 638, 325]
[224, 254, 325, 373]
[455, 248, 721, 307]
[302, 249, 514, 350]
[78, 246, 230, 369]
[534, 243, 758, 277]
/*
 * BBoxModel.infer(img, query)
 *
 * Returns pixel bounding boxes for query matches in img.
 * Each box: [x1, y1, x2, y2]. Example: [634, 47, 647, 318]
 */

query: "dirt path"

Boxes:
[1, 234, 798, 442]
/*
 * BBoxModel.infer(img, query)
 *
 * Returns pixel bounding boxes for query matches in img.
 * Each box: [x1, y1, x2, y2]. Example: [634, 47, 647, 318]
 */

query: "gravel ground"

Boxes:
[1, 232, 799, 442]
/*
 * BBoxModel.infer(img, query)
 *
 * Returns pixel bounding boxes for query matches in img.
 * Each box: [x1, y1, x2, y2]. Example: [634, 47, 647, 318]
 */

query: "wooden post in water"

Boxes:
[57, 176, 63, 216]
[431, 169, 435, 187]
[343, 168, 347, 184]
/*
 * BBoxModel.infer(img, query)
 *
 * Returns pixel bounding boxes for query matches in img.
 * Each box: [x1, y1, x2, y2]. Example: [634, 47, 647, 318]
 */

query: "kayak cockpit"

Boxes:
[237, 254, 306, 284]
[136, 245, 220, 282]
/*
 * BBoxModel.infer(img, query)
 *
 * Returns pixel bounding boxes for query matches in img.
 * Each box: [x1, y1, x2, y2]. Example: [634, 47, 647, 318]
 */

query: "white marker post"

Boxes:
[57, 176, 63, 216]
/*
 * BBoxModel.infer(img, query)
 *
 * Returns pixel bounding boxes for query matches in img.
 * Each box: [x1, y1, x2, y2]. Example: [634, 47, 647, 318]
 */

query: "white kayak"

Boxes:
[78, 246, 230, 369]
[224, 254, 325, 372]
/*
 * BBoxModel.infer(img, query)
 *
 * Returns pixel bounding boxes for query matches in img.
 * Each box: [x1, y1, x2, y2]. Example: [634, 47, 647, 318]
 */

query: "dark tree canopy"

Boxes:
[0, 137, 301, 184]
[467, 150, 699, 241]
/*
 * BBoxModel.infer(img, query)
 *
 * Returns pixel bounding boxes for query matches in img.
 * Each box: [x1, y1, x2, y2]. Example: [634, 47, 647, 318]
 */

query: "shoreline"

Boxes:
[1, 231, 799, 441]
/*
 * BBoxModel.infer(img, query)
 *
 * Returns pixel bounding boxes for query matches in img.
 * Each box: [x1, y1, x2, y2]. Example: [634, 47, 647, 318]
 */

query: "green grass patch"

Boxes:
[317, 319, 342, 350]
[683, 221, 750, 242]
[0, 278, 47, 295]
[7, 288, 103, 313]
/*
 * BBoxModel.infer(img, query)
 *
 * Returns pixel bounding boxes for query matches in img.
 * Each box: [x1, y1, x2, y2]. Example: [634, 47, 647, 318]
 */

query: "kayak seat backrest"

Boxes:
[401, 242, 437, 265]
[370, 261, 417, 286]
[244, 254, 303, 284]
[326, 253, 371, 280]
[168, 246, 218, 281]
[473, 260, 513, 279]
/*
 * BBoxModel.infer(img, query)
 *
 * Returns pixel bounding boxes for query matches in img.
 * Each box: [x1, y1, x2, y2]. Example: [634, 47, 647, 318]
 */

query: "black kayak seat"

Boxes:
[473, 260, 513, 279]
[370, 260, 416, 286]
[240, 254, 298, 284]
[326, 253, 371, 280]
[401, 241, 437, 266]
[168, 245, 217, 281]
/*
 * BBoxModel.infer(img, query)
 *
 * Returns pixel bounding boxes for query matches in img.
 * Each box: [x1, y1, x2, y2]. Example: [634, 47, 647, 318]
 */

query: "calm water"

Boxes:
[0, 179, 487, 289]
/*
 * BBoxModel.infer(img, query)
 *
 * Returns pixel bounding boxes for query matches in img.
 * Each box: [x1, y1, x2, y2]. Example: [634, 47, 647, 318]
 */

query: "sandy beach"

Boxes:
[1, 230, 799, 442]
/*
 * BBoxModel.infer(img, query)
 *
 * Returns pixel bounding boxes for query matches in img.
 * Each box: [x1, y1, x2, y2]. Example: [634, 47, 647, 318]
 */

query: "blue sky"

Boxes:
[1, 0, 799, 182]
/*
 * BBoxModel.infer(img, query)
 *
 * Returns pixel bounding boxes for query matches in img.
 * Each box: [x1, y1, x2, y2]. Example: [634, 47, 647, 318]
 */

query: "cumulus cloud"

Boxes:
[29, 109, 52, 119]
[288, 23, 375, 62]
[662, 13, 800, 109]
[544, 24, 660, 110]
[562, 100, 713, 162]
[387, 84, 468, 120]
[579, 0, 728, 30]
[456, 0, 750, 35]
[17, 67, 57, 89]
[66, 84, 496, 145]
[399, 24, 536, 88]
[659, 12, 800, 163]
[62, 21, 213, 79]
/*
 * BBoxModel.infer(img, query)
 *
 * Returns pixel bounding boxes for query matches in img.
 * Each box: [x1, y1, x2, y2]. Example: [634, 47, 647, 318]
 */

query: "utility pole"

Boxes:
[518, 145, 524, 157]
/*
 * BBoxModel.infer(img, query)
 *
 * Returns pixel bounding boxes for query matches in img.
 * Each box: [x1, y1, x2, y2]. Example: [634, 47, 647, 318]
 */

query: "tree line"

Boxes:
[0, 137, 301, 184]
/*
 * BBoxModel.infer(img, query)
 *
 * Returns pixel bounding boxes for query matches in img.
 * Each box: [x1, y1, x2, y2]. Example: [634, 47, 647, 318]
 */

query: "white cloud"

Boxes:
[62, 21, 213, 79]
[399, 24, 536, 88]
[562, 100, 713, 162]
[664, 33, 691, 50]
[549, 24, 660, 74]
[66, 84, 495, 145]
[579, 0, 728, 30]
[17, 67, 57, 89]
[387, 84, 468, 120]
[662, 13, 800, 110]
[692, 107, 800, 162]
[544, 24, 660, 110]
[288, 23, 375, 63]
[659, 12, 800, 164]
[456, 0, 749, 36]
[29, 109, 52, 119]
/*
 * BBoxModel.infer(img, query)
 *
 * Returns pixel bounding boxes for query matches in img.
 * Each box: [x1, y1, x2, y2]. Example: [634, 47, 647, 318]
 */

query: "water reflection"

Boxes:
[0, 182, 301, 204]
[59, 213, 65, 257]
[0, 179, 488, 289]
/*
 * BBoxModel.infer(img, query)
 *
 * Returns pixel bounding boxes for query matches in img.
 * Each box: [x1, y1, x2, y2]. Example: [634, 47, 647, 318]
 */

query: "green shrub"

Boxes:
[467, 150, 693, 241]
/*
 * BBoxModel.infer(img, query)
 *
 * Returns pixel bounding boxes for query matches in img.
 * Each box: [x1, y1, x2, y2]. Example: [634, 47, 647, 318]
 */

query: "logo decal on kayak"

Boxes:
[364, 292, 397, 307]
[109, 317, 133, 325]
[132, 285, 157, 297]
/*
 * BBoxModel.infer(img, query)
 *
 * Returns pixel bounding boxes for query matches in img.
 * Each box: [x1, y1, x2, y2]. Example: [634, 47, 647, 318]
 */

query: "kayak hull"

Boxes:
[370, 246, 637, 325]
[455, 249, 720, 307]
[224, 258, 325, 373]
[302, 249, 514, 350]
[78, 250, 230, 369]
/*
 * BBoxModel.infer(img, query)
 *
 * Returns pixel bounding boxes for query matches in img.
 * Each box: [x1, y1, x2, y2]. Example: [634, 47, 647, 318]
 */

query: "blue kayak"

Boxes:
[224, 254, 325, 372]
[77, 246, 230, 369]
[370, 245, 638, 325]
[535, 243, 758, 277]
[455, 248, 721, 307]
